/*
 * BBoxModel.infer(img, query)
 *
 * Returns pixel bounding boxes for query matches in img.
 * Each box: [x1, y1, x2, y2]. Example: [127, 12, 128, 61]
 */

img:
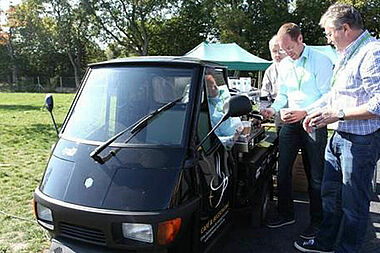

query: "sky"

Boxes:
[0, 0, 21, 11]
[0, 0, 21, 26]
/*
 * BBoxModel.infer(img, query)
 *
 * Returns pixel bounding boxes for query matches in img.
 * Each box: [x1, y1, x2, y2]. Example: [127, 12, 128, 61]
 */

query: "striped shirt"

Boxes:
[308, 30, 380, 135]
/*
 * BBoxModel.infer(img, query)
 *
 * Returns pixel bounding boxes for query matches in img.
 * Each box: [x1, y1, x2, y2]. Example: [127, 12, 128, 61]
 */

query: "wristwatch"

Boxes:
[337, 109, 345, 121]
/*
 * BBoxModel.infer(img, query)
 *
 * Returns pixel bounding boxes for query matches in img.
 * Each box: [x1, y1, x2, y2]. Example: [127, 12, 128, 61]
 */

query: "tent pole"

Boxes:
[257, 71, 263, 89]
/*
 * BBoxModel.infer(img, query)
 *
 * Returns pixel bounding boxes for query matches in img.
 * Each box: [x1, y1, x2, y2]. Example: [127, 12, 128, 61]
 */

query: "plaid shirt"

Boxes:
[309, 30, 380, 135]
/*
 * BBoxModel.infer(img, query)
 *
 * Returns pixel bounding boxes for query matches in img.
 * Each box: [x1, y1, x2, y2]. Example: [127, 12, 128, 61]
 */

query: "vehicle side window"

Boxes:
[204, 68, 243, 149]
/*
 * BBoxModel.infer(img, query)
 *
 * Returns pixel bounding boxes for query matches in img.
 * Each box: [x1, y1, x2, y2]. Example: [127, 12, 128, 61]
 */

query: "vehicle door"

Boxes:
[195, 67, 239, 250]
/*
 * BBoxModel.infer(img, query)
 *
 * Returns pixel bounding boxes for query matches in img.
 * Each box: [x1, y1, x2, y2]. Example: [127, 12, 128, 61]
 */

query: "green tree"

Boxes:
[4, 0, 105, 89]
[338, 0, 379, 37]
[214, 0, 291, 60]
[13, 1, 59, 79]
[0, 44, 12, 83]
[148, 0, 216, 56]
[83, 0, 175, 56]
[49, 0, 105, 87]
[0, 5, 20, 83]
[291, 0, 335, 45]
[291, 0, 379, 46]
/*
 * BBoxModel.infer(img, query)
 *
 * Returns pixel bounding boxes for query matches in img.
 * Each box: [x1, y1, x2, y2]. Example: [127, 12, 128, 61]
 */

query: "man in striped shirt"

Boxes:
[295, 4, 380, 253]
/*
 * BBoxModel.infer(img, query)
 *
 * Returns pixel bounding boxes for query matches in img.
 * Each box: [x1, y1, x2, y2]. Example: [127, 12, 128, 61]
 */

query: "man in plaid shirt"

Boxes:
[295, 3, 380, 253]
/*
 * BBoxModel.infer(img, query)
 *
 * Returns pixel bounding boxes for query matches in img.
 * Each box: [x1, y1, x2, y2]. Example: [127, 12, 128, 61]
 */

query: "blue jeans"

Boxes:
[277, 123, 327, 225]
[316, 130, 380, 252]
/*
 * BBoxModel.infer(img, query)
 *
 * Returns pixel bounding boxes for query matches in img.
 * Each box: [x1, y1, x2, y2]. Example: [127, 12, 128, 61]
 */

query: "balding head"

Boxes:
[269, 35, 286, 63]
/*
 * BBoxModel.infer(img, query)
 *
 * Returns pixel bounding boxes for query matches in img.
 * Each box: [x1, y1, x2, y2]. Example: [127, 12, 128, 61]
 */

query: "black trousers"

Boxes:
[277, 122, 327, 225]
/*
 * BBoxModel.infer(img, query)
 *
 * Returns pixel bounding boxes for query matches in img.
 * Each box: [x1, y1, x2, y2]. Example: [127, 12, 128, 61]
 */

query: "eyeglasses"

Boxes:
[324, 27, 343, 39]
[271, 48, 286, 55]
[280, 45, 295, 54]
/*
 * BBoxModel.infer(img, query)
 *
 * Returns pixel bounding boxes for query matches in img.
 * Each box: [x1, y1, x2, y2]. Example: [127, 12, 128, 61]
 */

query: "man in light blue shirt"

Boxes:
[295, 4, 380, 253]
[261, 23, 333, 239]
[270, 44, 332, 112]
[206, 73, 243, 149]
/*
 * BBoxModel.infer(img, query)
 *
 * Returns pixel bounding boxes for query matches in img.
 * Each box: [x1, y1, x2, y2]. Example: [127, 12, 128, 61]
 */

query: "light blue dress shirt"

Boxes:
[208, 86, 242, 148]
[271, 45, 333, 112]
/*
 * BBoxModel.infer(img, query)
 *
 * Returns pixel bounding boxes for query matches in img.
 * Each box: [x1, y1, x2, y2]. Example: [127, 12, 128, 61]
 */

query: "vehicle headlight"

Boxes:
[36, 203, 53, 222]
[35, 202, 54, 230]
[122, 223, 153, 243]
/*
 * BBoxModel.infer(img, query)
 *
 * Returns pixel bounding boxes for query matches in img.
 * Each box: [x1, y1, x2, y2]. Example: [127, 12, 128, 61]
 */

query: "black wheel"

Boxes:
[261, 181, 271, 222]
[372, 162, 378, 194]
[250, 177, 271, 228]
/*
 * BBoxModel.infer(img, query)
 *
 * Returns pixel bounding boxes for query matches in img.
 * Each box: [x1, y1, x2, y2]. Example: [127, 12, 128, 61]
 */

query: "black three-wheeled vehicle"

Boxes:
[34, 57, 278, 252]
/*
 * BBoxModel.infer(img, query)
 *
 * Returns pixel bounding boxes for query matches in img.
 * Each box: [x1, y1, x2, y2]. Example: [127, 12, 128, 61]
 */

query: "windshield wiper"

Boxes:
[90, 96, 184, 164]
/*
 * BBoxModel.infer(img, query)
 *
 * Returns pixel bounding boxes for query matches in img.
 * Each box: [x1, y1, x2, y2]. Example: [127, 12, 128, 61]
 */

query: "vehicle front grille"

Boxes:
[59, 222, 107, 245]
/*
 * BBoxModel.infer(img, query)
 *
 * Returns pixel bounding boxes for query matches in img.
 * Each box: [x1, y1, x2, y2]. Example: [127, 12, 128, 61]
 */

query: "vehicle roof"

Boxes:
[89, 56, 225, 68]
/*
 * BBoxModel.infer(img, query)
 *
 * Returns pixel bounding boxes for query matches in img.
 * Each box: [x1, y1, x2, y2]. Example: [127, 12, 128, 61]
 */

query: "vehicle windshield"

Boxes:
[62, 66, 194, 145]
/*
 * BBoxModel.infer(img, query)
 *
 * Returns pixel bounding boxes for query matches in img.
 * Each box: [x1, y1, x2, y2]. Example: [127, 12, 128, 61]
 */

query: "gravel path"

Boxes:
[210, 166, 380, 253]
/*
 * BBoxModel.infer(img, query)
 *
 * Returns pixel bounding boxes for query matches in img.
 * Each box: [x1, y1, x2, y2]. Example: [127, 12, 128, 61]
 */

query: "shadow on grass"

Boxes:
[30, 123, 63, 135]
[4, 123, 62, 141]
[0, 104, 42, 111]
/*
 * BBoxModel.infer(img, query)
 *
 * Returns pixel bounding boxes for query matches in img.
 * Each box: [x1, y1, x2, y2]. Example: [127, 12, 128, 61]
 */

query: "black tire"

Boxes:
[250, 177, 271, 228]
[372, 161, 378, 194]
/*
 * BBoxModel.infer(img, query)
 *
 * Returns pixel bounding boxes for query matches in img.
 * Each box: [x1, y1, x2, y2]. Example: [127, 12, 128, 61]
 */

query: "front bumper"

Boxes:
[34, 189, 199, 252]
[49, 237, 167, 253]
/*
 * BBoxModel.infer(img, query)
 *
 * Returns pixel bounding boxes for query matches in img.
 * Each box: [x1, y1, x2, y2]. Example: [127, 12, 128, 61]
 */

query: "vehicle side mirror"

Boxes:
[224, 94, 252, 118]
[45, 94, 59, 135]
[45, 94, 54, 112]
[196, 94, 252, 150]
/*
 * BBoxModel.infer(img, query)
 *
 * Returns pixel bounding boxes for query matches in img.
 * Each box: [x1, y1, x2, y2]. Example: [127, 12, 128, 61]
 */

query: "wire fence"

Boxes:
[0, 72, 264, 93]
[0, 76, 78, 93]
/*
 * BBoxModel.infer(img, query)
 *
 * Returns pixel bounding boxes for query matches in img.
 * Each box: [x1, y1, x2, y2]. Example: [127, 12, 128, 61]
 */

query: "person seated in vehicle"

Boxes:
[205, 72, 243, 148]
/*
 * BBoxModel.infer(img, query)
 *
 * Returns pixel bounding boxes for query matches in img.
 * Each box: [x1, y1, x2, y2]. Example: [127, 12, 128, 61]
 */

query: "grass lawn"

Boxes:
[0, 92, 75, 253]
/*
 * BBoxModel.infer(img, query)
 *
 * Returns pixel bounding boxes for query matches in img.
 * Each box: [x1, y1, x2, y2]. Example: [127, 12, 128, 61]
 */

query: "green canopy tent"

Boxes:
[185, 42, 272, 71]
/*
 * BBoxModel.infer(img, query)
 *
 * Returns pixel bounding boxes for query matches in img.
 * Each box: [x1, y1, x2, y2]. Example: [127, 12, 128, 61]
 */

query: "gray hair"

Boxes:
[268, 35, 279, 49]
[320, 4, 363, 30]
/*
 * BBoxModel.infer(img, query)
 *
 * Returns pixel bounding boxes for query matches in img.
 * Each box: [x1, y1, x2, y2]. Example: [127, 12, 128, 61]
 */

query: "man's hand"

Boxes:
[303, 113, 315, 133]
[260, 107, 275, 119]
[303, 109, 339, 133]
[281, 109, 307, 124]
